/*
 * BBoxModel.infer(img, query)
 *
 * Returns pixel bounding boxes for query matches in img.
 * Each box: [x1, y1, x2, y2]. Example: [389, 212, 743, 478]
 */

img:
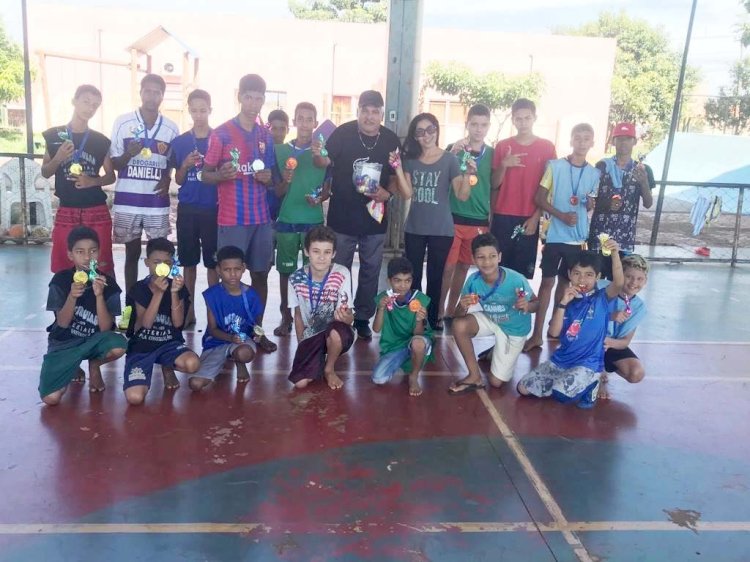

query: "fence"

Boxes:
[1, 154, 748, 266]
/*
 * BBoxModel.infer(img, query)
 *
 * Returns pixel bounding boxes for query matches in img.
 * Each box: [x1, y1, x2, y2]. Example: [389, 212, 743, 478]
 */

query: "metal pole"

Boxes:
[731, 186, 744, 267]
[650, 0, 698, 246]
[21, 0, 34, 155]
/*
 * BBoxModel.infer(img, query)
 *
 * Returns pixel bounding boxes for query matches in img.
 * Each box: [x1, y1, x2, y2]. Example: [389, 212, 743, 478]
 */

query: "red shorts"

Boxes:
[51, 205, 114, 275]
[446, 224, 489, 266]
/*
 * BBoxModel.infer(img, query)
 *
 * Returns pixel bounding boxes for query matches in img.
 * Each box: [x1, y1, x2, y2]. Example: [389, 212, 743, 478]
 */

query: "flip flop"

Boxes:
[447, 381, 485, 395]
[273, 321, 293, 337]
[256, 334, 278, 353]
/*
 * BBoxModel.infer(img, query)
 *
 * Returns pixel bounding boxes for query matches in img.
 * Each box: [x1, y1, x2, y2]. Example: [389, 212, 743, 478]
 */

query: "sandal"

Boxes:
[273, 320, 293, 337]
[447, 380, 485, 395]
[256, 334, 278, 353]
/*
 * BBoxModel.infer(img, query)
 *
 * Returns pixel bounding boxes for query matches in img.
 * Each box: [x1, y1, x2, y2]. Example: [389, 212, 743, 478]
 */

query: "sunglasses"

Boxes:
[414, 125, 437, 138]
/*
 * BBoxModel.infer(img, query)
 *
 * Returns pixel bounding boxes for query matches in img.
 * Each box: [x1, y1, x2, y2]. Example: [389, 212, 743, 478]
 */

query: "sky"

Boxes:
[0, 0, 747, 95]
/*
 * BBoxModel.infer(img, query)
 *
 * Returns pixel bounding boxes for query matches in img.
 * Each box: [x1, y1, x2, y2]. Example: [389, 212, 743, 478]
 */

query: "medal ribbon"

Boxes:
[477, 268, 505, 302]
[392, 290, 414, 308]
[568, 157, 585, 199]
[65, 125, 91, 164]
[307, 266, 332, 315]
[137, 110, 164, 152]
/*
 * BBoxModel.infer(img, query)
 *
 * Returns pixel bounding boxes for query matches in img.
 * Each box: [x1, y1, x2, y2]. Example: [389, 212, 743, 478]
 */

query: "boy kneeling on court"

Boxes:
[40, 227, 127, 404]
[287, 226, 355, 390]
[123, 238, 200, 405]
[517, 240, 622, 408]
[448, 233, 538, 395]
[189, 246, 263, 390]
[372, 257, 434, 397]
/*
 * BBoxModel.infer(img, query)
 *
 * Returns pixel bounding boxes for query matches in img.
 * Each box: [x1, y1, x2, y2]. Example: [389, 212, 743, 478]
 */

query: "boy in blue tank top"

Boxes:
[517, 240, 623, 408]
[448, 233, 538, 395]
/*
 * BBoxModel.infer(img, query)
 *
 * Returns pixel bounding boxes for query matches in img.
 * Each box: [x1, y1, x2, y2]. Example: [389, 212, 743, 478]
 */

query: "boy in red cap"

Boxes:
[588, 122, 655, 280]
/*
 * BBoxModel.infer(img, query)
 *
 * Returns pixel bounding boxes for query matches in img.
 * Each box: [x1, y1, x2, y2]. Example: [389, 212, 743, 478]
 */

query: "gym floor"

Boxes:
[1, 245, 749, 561]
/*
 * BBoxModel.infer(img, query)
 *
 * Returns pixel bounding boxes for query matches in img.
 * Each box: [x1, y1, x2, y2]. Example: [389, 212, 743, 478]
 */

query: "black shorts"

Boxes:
[490, 214, 539, 280]
[539, 242, 584, 279]
[604, 346, 638, 373]
[176, 203, 218, 268]
[597, 251, 627, 281]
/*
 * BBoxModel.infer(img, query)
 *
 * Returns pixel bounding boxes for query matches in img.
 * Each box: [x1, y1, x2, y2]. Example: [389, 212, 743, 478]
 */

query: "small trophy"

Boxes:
[170, 255, 181, 278]
[598, 233, 612, 256]
[57, 130, 71, 142]
[229, 148, 240, 170]
[231, 317, 247, 342]
[385, 289, 397, 311]
[389, 148, 401, 169]
[88, 259, 99, 282]
[318, 133, 328, 157]
[131, 124, 150, 158]
[459, 151, 471, 173]
[511, 225, 525, 240]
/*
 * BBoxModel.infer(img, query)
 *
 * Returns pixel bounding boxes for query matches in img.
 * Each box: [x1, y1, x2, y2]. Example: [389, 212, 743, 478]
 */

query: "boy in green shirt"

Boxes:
[273, 102, 328, 336]
[372, 257, 433, 397]
[439, 104, 494, 329]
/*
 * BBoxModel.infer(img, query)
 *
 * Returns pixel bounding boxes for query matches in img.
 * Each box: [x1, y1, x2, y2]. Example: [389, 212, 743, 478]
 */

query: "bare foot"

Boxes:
[162, 366, 180, 390]
[408, 373, 422, 397]
[88, 364, 105, 393]
[236, 362, 250, 383]
[523, 337, 543, 352]
[324, 369, 344, 390]
[294, 378, 312, 389]
[72, 367, 85, 383]
[188, 376, 211, 391]
[273, 315, 293, 337]
[598, 374, 611, 400]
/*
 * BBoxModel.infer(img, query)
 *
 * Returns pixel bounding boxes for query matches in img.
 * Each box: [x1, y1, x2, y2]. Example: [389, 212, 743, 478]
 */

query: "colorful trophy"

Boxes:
[231, 318, 247, 342]
[459, 151, 471, 173]
[511, 225, 526, 240]
[598, 233, 612, 256]
[73, 270, 88, 284]
[155, 263, 170, 278]
[229, 148, 240, 170]
[285, 157, 298, 170]
[88, 259, 98, 282]
[623, 295, 632, 316]
[309, 184, 323, 201]
[389, 148, 401, 169]
[131, 124, 149, 158]
[318, 133, 328, 157]
[170, 256, 181, 278]
[339, 293, 349, 311]
[57, 130, 71, 142]
[385, 289, 397, 311]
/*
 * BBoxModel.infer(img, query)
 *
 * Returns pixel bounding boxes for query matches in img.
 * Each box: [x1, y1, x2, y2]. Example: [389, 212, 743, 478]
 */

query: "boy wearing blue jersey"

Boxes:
[188, 246, 262, 390]
[171, 89, 217, 326]
[525, 123, 599, 352]
[517, 241, 623, 409]
[448, 234, 538, 395]
[598, 254, 649, 398]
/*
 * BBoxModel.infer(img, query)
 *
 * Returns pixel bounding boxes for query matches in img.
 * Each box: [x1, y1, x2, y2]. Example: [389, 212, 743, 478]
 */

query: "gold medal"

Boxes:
[69, 162, 83, 176]
[141, 147, 152, 159]
[155, 263, 170, 277]
[73, 271, 88, 284]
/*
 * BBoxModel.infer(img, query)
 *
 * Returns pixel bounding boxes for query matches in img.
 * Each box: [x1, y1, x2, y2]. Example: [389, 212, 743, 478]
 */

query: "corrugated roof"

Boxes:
[126, 26, 199, 58]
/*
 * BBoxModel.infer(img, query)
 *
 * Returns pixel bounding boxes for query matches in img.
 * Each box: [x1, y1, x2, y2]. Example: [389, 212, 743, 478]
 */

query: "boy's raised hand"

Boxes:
[255, 169, 272, 185]
[91, 275, 106, 297]
[311, 138, 324, 158]
[603, 237, 620, 254]
[502, 146, 526, 168]
[560, 284, 579, 305]
[450, 139, 468, 155]
[69, 280, 86, 300]
[126, 139, 143, 158]
[414, 306, 427, 323]
[378, 294, 391, 311]
[458, 294, 476, 310]
[171, 274, 184, 293]
[611, 310, 630, 323]
[514, 294, 531, 313]
[282, 168, 295, 184]
[334, 305, 354, 325]
[181, 150, 201, 171]
[218, 161, 238, 181]
[150, 275, 169, 294]
[55, 141, 75, 164]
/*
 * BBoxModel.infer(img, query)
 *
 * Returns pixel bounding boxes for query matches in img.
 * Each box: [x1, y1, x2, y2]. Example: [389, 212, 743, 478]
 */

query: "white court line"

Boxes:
[1, 520, 744, 535]
[433, 334, 750, 346]
[476, 389, 594, 562]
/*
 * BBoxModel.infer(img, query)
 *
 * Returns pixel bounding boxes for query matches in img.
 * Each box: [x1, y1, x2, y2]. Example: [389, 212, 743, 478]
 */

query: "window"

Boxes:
[266, 90, 287, 110]
[427, 100, 466, 130]
[332, 95, 354, 125]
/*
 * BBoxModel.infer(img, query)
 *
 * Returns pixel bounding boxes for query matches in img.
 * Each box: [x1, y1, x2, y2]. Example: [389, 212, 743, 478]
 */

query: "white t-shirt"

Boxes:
[110, 110, 179, 216]
[288, 263, 353, 339]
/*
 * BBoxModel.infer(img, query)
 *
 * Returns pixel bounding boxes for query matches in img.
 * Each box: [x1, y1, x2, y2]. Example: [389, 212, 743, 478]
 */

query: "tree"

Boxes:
[424, 61, 543, 140]
[288, 0, 387, 23]
[0, 20, 24, 106]
[704, 59, 750, 134]
[741, 0, 750, 47]
[560, 12, 699, 145]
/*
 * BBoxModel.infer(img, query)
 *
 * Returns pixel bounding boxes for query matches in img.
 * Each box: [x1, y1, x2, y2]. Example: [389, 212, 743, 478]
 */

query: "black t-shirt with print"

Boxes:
[127, 277, 190, 353]
[42, 126, 111, 208]
[325, 120, 401, 236]
[46, 268, 122, 352]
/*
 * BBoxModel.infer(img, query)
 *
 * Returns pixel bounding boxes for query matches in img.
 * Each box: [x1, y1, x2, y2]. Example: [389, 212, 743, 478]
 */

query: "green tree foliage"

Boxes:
[424, 61, 543, 140]
[561, 11, 699, 144]
[288, 0, 387, 23]
[741, 0, 750, 47]
[705, 60, 750, 135]
[0, 20, 24, 106]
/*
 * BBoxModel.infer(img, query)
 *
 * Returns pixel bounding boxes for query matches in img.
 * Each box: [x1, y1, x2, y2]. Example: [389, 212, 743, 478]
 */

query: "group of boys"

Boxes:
[38, 73, 653, 409]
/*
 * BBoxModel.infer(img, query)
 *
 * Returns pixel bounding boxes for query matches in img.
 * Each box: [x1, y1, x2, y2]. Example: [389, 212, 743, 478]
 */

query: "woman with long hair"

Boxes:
[390, 113, 475, 330]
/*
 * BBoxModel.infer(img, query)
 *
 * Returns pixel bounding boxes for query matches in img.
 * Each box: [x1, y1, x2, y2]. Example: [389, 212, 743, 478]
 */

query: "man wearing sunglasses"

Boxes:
[313, 90, 401, 340]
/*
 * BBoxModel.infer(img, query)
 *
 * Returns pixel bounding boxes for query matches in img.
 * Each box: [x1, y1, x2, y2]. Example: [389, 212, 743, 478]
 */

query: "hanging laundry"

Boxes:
[689, 195, 722, 236]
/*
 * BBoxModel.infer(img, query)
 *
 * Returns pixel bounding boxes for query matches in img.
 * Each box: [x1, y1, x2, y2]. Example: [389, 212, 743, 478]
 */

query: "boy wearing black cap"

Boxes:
[201, 74, 281, 352]
[312, 90, 401, 340]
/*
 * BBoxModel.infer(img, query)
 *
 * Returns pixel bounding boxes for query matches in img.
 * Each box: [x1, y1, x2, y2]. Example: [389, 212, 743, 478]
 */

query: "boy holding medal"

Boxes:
[39, 227, 127, 404]
[448, 234, 537, 395]
[188, 246, 263, 391]
[42, 85, 116, 276]
[589, 122, 655, 280]
[273, 102, 328, 337]
[525, 123, 600, 352]
[171, 89, 218, 326]
[287, 226, 354, 390]
[372, 257, 433, 397]
[517, 241, 623, 409]
[110, 74, 179, 302]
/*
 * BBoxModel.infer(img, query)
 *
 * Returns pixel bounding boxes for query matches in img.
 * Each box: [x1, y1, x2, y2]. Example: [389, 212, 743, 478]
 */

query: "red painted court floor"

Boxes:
[1, 245, 749, 561]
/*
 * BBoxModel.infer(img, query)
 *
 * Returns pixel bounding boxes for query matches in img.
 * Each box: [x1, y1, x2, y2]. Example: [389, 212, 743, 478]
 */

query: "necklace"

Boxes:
[357, 128, 380, 152]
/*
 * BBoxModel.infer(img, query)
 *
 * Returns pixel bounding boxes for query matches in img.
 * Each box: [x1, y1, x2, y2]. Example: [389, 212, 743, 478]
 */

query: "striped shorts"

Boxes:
[113, 212, 170, 244]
